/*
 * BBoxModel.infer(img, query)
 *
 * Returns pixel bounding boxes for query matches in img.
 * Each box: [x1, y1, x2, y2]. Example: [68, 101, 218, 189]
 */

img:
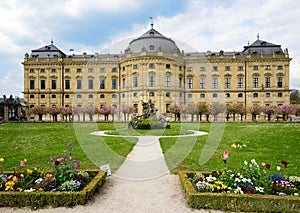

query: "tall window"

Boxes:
[253, 66, 258, 70]
[52, 80, 56, 89]
[88, 68, 93, 73]
[100, 79, 105, 89]
[133, 76, 138, 87]
[112, 79, 117, 89]
[265, 77, 270, 88]
[200, 67, 205, 71]
[65, 68, 70, 73]
[166, 75, 171, 87]
[200, 78, 205, 88]
[41, 80, 45, 90]
[51, 68, 56, 73]
[122, 78, 126, 88]
[212, 78, 218, 89]
[253, 78, 258, 88]
[265, 65, 271, 70]
[187, 78, 193, 89]
[238, 66, 243, 71]
[30, 80, 35, 89]
[225, 66, 230, 71]
[133, 64, 138, 69]
[149, 75, 155, 87]
[213, 66, 218, 71]
[77, 79, 82, 89]
[149, 63, 155, 69]
[88, 79, 93, 89]
[277, 77, 283, 88]
[179, 78, 182, 88]
[238, 78, 243, 88]
[77, 68, 82, 73]
[225, 78, 231, 88]
[65, 80, 70, 89]
[40, 68, 45, 73]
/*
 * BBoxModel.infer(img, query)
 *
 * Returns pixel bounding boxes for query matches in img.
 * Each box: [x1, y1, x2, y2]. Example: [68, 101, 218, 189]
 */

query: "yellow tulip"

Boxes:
[0, 158, 4, 162]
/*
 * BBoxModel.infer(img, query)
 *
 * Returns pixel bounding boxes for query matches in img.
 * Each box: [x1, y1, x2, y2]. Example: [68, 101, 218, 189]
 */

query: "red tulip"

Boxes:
[281, 160, 289, 168]
[266, 164, 271, 169]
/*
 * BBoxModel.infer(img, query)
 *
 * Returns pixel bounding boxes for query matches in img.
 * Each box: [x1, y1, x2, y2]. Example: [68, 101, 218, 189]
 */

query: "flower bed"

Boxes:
[0, 142, 107, 208]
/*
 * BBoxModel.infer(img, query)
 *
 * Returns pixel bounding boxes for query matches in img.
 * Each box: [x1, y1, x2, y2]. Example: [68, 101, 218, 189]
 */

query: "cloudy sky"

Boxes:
[0, 0, 300, 97]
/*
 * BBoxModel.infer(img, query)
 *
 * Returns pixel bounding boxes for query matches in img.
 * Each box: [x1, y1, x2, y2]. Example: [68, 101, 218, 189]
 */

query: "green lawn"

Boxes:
[0, 122, 299, 176]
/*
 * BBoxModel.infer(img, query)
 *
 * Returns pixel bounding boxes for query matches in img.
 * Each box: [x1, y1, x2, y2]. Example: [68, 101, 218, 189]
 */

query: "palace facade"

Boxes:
[23, 27, 291, 119]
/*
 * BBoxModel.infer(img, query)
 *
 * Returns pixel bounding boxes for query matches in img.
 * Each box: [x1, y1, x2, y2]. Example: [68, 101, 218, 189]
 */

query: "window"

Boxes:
[112, 79, 117, 89]
[100, 94, 105, 99]
[200, 67, 205, 71]
[41, 80, 46, 90]
[253, 78, 258, 88]
[238, 66, 243, 71]
[179, 66, 182, 71]
[88, 68, 93, 73]
[213, 66, 218, 71]
[253, 93, 258, 98]
[65, 68, 70, 73]
[200, 93, 205, 98]
[265, 77, 270, 88]
[213, 93, 218, 98]
[112, 94, 117, 98]
[77, 80, 82, 89]
[149, 92, 155, 96]
[133, 92, 138, 97]
[253, 66, 258, 70]
[149, 75, 155, 87]
[266, 93, 271, 97]
[265, 65, 271, 70]
[29, 68, 35, 73]
[225, 93, 230, 98]
[212, 78, 218, 89]
[51, 68, 56, 73]
[52, 94, 56, 98]
[65, 80, 70, 89]
[166, 64, 171, 69]
[77, 68, 82, 73]
[133, 76, 138, 87]
[225, 78, 231, 88]
[100, 79, 105, 89]
[122, 94, 125, 98]
[88, 79, 93, 89]
[277, 65, 283, 70]
[200, 78, 205, 88]
[112, 67, 117, 72]
[166, 104, 170, 113]
[52, 80, 57, 89]
[278, 92, 283, 97]
[187, 67, 193, 71]
[100, 68, 105, 73]
[166, 75, 171, 87]
[30, 80, 35, 89]
[179, 78, 182, 88]
[238, 78, 243, 88]
[30, 95, 34, 98]
[238, 93, 243, 98]
[77, 94, 82, 98]
[40, 68, 45, 73]
[122, 78, 126, 88]
[166, 92, 170, 97]
[277, 77, 283, 88]
[188, 94, 193, 98]
[88, 94, 93, 99]
[133, 64, 138, 69]
[65, 94, 70, 99]
[225, 66, 230, 71]
[149, 63, 155, 69]
[41, 95, 45, 99]
[187, 78, 193, 89]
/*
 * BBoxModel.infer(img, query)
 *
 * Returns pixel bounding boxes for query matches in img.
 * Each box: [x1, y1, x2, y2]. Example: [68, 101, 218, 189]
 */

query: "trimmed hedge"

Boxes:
[0, 170, 106, 209]
[179, 171, 300, 213]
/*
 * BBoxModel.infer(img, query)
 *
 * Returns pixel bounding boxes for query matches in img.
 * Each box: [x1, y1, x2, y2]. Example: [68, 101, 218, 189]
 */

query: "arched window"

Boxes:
[278, 92, 283, 97]
[166, 92, 170, 97]
[112, 94, 117, 98]
[225, 93, 230, 98]
[77, 94, 82, 98]
[100, 94, 105, 99]
[88, 94, 93, 99]
[253, 93, 258, 98]
[65, 94, 70, 99]
[266, 93, 271, 97]
[51, 94, 56, 98]
[213, 93, 218, 98]
[149, 92, 155, 97]
[238, 93, 243, 98]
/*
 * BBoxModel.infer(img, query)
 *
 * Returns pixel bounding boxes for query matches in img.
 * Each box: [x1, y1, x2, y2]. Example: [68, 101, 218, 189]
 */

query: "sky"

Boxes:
[0, 0, 300, 98]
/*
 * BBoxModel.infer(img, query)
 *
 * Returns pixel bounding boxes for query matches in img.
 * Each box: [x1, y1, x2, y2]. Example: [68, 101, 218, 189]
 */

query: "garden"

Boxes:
[0, 122, 299, 211]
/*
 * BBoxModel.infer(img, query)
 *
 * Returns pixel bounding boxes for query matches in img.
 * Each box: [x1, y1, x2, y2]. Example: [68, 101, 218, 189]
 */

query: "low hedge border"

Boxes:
[179, 171, 300, 213]
[0, 169, 106, 209]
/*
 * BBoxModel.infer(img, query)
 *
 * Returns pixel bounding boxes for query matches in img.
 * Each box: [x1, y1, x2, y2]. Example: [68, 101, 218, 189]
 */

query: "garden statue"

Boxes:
[141, 99, 157, 119]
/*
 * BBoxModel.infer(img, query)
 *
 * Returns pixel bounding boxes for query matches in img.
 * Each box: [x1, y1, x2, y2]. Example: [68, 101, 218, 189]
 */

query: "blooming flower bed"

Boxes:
[0, 142, 106, 208]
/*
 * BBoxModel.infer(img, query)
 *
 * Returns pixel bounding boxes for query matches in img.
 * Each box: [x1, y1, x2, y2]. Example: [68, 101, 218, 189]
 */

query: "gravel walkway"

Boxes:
[1, 131, 224, 213]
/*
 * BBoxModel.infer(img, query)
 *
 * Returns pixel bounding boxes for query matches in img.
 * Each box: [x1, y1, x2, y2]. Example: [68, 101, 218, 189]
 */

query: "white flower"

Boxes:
[251, 159, 256, 164]
[24, 188, 36, 192]
[277, 166, 281, 171]
[244, 160, 248, 165]
[294, 193, 299, 196]
[35, 178, 43, 184]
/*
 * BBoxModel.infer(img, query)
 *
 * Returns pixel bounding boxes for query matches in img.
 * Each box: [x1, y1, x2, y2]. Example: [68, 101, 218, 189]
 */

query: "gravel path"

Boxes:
[1, 131, 224, 213]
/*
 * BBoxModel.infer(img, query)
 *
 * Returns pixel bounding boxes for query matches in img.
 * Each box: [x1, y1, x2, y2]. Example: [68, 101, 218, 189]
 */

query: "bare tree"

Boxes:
[248, 105, 262, 122]
[47, 106, 60, 122]
[197, 102, 209, 121]
[211, 102, 226, 122]
[30, 106, 47, 121]
[119, 104, 134, 121]
[186, 103, 198, 122]
[168, 103, 181, 121]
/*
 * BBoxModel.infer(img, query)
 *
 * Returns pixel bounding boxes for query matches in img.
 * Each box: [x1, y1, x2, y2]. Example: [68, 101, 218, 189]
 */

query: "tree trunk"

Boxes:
[39, 114, 43, 121]
[233, 113, 236, 122]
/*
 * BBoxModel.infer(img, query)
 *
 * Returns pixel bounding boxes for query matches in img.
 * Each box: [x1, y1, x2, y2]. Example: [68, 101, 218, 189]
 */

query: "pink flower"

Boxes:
[221, 152, 229, 164]
[261, 163, 266, 167]
[20, 159, 27, 167]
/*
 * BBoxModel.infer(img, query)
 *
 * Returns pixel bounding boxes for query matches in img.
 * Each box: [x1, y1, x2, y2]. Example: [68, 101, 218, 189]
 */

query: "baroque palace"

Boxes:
[23, 26, 291, 119]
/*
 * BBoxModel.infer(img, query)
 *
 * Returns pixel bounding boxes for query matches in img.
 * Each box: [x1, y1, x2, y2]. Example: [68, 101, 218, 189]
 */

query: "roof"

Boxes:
[242, 39, 283, 55]
[126, 28, 180, 53]
[31, 43, 66, 58]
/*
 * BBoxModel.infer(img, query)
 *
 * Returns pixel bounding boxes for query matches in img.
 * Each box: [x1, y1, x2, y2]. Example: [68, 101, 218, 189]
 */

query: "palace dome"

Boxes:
[126, 28, 180, 53]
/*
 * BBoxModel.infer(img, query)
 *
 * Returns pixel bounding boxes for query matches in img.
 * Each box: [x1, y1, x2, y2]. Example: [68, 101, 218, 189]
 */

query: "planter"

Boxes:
[179, 171, 300, 213]
[0, 170, 106, 209]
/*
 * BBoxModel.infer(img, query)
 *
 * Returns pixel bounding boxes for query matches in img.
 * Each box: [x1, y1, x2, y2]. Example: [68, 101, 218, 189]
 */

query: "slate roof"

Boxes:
[31, 43, 66, 58]
[242, 39, 283, 55]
